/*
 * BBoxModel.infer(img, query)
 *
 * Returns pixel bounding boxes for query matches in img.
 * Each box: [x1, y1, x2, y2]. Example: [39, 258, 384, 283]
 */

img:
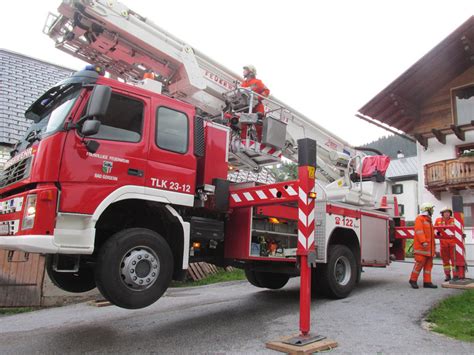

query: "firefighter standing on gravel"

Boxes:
[435, 207, 456, 281]
[409, 202, 438, 289]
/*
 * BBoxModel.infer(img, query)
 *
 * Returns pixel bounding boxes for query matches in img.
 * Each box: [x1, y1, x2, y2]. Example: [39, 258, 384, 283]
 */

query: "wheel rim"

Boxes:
[334, 256, 351, 286]
[120, 246, 160, 290]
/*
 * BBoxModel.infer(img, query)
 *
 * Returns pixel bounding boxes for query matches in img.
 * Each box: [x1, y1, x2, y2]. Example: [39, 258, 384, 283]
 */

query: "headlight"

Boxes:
[22, 194, 37, 230]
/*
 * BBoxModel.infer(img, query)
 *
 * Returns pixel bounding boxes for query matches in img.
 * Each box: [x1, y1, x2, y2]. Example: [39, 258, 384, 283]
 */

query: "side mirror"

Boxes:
[86, 85, 111, 118]
[81, 119, 101, 136]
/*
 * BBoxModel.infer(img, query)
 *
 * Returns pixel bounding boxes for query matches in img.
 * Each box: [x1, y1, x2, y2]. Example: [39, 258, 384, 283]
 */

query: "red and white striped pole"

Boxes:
[297, 138, 317, 336]
[452, 195, 466, 279]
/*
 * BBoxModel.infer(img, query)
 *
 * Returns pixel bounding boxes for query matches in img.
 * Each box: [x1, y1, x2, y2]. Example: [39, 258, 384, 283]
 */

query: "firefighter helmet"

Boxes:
[440, 206, 453, 216]
[243, 65, 257, 76]
[420, 202, 435, 213]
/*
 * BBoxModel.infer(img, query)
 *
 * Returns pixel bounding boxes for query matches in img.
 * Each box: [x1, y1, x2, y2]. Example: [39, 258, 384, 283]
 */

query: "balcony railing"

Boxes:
[425, 156, 474, 193]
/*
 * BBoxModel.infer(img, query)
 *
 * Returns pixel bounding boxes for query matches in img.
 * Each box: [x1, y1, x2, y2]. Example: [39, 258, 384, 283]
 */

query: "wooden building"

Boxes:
[358, 16, 474, 261]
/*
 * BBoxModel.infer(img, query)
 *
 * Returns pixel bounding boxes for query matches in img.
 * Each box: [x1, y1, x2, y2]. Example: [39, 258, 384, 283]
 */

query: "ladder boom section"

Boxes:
[45, 0, 359, 182]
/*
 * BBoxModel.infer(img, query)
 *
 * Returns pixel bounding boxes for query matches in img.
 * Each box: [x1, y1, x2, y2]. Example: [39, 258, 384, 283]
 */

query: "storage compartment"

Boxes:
[262, 116, 286, 149]
[191, 217, 224, 241]
[196, 122, 229, 187]
[224, 197, 298, 261]
[250, 215, 297, 258]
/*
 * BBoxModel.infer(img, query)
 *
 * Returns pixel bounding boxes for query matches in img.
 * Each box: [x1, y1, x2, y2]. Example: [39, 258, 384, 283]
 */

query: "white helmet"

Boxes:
[440, 206, 452, 216]
[420, 202, 435, 213]
[243, 65, 257, 76]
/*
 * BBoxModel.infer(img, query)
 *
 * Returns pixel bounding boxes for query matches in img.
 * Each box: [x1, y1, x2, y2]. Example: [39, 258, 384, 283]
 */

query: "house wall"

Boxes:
[417, 134, 474, 262]
[414, 66, 474, 135]
[389, 179, 418, 221]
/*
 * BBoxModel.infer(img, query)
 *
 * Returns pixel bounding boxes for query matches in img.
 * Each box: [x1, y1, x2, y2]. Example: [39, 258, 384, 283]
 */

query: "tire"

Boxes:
[245, 269, 263, 288]
[311, 267, 324, 296]
[257, 271, 289, 289]
[318, 245, 357, 299]
[45, 255, 96, 293]
[245, 270, 289, 289]
[95, 228, 173, 309]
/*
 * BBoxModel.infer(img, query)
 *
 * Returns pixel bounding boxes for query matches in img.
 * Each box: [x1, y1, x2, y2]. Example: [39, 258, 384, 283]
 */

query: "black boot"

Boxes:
[444, 275, 451, 282]
[409, 280, 419, 289]
[423, 282, 438, 288]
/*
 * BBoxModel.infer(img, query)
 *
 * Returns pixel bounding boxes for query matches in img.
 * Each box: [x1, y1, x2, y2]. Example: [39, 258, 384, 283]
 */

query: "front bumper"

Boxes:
[0, 234, 59, 253]
[0, 185, 95, 254]
[0, 233, 94, 254]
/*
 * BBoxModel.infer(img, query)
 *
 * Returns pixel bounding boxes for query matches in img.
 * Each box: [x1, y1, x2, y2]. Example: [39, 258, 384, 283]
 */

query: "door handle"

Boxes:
[128, 168, 144, 177]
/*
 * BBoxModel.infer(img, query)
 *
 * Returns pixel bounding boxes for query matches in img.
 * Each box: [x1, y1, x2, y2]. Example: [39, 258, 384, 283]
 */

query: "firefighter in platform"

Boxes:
[435, 206, 457, 281]
[241, 65, 270, 116]
[409, 202, 438, 289]
[238, 65, 270, 142]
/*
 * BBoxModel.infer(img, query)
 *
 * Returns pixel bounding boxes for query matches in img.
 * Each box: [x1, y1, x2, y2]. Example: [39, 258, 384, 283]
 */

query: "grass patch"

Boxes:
[405, 239, 414, 258]
[170, 268, 246, 288]
[0, 307, 35, 316]
[426, 290, 474, 342]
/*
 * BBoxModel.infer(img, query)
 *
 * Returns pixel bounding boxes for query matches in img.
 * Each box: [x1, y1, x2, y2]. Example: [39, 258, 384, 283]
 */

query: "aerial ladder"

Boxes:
[44, 0, 386, 206]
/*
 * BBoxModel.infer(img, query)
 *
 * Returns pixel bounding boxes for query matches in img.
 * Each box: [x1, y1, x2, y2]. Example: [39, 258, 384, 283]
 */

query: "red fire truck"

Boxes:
[0, 0, 405, 310]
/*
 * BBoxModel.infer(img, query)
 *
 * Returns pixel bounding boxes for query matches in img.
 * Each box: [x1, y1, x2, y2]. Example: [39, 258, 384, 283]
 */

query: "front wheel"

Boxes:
[45, 255, 96, 293]
[95, 228, 174, 309]
[317, 244, 357, 299]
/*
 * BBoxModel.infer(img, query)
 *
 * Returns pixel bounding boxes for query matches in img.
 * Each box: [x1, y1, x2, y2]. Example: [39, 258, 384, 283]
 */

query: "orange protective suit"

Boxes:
[434, 217, 456, 279]
[410, 214, 435, 283]
[241, 78, 270, 115]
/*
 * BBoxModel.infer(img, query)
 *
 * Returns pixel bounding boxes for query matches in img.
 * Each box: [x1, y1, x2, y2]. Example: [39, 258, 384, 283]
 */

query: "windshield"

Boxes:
[25, 84, 81, 136]
[40, 89, 81, 134]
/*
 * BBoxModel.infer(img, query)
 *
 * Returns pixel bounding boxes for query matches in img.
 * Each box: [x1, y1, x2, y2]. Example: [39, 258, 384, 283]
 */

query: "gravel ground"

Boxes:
[0, 262, 472, 354]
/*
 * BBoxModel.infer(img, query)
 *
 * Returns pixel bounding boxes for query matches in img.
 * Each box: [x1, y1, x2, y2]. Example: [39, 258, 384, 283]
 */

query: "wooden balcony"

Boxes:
[425, 156, 474, 197]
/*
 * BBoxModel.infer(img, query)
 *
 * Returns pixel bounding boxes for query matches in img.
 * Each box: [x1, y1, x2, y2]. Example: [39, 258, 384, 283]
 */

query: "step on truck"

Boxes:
[0, 0, 405, 309]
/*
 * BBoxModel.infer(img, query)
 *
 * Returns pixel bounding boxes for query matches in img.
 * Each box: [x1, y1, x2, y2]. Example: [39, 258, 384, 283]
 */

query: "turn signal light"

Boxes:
[40, 190, 54, 201]
[309, 192, 317, 199]
[192, 242, 201, 249]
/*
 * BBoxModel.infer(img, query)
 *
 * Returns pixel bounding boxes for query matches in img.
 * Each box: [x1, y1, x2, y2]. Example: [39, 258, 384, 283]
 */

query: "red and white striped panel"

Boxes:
[396, 226, 456, 240]
[434, 226, 455, 240]
[241, 139, 283, 159]
[297, 187, 315, 251]
[297, 166, 315, 253]
[395, 228, 415, 239]
[453, 213, 465, 266]
[229, 181, 298, 208]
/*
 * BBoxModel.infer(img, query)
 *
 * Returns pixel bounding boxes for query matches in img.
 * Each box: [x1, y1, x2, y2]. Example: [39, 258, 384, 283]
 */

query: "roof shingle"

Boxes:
[0, 49, 73, 144]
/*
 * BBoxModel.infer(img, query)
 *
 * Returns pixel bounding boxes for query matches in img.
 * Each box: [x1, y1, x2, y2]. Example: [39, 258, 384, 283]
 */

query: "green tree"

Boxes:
[270, 162, 298, 182]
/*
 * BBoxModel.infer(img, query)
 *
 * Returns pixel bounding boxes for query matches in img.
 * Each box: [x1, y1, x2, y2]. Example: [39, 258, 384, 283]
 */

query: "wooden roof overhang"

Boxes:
[358, 16, 474, 148]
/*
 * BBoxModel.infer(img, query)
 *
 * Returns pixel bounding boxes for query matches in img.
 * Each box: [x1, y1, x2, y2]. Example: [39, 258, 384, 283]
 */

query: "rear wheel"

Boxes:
[245, 270, 289, 290]
[244, 269, 263, 288]
[45, 255, 96, 293]
[317, 245, 357, 299]
[95, 228, 173, 309]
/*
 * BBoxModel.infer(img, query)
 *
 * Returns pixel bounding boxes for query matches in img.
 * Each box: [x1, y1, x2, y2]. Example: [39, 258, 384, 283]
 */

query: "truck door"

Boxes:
[58, 88, 149, 214]
[146, 98, 196, 207]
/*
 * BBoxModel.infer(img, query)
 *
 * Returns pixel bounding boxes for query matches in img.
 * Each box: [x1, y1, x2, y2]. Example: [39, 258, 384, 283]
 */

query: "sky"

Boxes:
[1, 0, 473, 146]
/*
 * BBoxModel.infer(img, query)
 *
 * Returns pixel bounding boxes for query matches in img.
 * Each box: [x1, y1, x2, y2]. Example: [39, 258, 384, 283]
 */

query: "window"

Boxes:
[463, 204, 473, 228]
[156, 107, 188, 153]
[90, 93, 143, 142]
[398, 204, 405, 216]
[453, 84, 474, 126]
[392, 184, 403, 194]
[456, 143, 474, 157]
